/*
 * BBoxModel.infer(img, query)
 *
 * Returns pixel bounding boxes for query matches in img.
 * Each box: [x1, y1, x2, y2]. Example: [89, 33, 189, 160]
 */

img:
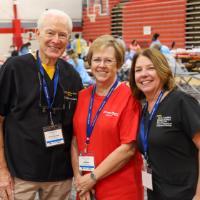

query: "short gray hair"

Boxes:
[37, 9, 73, 33]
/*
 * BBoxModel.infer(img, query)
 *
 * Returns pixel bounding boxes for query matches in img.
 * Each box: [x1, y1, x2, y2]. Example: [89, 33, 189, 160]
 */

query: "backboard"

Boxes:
[86, 0, 109, 22]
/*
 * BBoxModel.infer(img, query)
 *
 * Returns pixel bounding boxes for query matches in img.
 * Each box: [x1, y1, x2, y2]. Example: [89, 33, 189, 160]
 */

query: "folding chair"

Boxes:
[172, 61, 200, 101]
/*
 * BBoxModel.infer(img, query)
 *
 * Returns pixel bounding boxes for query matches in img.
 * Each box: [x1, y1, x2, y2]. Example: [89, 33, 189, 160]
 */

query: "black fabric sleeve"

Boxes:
[0, 58, 15, 116]
[180, 93, 200, 138]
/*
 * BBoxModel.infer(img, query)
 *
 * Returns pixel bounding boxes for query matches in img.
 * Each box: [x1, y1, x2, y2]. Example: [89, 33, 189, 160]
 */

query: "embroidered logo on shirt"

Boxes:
[103, 111, 119, 117]
[156, 115, 172, 127]
[64, 91, 77, 101]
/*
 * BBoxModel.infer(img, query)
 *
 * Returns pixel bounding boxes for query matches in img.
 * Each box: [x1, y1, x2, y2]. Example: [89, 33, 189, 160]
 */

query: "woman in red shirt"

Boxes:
[71, 35, 143, 200]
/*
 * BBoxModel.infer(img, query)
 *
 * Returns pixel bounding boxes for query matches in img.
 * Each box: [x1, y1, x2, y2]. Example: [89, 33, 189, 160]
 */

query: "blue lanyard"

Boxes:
[139, 91, 164, 160]
[36, 51, 59, 124]
[86, 78, 119, 144]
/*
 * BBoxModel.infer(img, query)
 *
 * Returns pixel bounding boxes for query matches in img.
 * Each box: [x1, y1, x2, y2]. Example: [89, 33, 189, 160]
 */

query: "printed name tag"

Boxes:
[43, 125, 64, 147]
[79, 156, 95, 172]
[142, 170, 153, 190]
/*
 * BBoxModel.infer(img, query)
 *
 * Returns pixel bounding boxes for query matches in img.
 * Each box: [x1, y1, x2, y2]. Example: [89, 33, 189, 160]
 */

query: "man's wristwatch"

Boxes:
[90, 171, 97, 182]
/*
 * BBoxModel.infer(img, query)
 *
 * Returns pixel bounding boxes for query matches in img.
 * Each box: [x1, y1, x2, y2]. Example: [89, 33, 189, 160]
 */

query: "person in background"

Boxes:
[170, 41, 176, 50]
[71, 35, 143, 200]
[0, 9, 82, 200]
[66, 38, 72, 50]
[9, 45, 19, 57]
[67, 48, 94, 87]
[71, 33, 87, 59]
[150, 33, 161, 48]
[151, 43, 177, 75]
[83, 39, 93, 61]
[18, 42, 32, 55]
[125, 39, 141, 64]
[129, 48, 200, 200]
[129, 39, 141, 56]
[151, 43, 171, 55]
[115, 35, 126, 51]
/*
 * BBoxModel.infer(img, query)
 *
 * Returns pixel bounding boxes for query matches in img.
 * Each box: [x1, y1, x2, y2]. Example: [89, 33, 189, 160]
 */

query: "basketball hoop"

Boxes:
[88, 14, 96, 23]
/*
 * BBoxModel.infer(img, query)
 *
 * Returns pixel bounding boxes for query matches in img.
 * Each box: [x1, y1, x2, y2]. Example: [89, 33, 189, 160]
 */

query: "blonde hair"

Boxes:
[37, 9, 73, 33]
[129, 48, 175, 100]
[87, 35, 125, 69]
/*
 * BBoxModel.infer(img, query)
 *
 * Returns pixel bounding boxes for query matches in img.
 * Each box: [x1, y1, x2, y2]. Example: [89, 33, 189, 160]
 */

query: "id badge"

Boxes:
[142, 162, 153, 190]
[79, 152, 95, 172]
[43, 124, 64, 147]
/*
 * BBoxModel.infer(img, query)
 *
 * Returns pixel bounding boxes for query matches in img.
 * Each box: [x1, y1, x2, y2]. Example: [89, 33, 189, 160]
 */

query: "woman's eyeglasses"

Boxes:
[91, 58, 116, 66]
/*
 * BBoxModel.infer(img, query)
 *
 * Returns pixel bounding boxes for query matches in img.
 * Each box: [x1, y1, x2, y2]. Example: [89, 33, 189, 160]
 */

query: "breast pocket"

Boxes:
[64, 91, 78, 115]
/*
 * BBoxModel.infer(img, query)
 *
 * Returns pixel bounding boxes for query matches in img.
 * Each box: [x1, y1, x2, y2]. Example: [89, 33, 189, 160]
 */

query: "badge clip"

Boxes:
[84, 137, 90, 154]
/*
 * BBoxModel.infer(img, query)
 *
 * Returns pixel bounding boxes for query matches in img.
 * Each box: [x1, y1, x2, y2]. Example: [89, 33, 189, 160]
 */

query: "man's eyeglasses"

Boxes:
[91, 58, 116, 66]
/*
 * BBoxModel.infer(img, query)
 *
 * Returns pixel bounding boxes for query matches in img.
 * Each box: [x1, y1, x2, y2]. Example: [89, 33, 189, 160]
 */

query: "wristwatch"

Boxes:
[90, 171, 97, 182]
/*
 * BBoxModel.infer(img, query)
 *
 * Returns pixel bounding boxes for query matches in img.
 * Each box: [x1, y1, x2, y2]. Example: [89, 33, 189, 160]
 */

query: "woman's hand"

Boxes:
[76, 173, 96, 196]
[79, 191, 91, 200]
[192, 194, 200, 200]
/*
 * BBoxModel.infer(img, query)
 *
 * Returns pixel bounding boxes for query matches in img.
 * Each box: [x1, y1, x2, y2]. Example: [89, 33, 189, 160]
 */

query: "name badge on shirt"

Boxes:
[142, 166, 153, 190]
[79, 151, 95, 172]
[43, 124, 64, 147]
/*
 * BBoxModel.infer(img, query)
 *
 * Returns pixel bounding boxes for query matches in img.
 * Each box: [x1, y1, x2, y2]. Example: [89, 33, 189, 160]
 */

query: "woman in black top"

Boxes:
[129, 48, 200, 200]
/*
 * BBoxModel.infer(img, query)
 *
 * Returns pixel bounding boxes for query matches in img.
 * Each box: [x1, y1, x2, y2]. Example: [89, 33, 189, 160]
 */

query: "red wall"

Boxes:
[83, 0, 186, 48]
[123, 0, 186, 48]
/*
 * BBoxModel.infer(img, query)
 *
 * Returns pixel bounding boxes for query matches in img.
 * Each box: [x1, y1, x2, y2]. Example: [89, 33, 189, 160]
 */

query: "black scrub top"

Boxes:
[0, 54, 83, 181]
[137, 89, 200, 200]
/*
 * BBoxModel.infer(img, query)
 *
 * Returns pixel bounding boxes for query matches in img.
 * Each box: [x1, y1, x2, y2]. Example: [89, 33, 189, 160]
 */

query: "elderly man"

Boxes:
[0, 9, 82, 200]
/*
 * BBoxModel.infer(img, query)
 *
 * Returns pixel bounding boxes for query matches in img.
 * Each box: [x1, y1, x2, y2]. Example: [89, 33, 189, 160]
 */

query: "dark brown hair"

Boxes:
[129, 48, 175, 100]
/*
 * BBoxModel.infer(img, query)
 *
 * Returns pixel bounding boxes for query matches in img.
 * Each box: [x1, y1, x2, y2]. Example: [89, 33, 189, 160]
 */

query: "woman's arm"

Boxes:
[192, 132, 200, 200]
[78, 142, 136, 195]
[94, 142, 135, 180]
[71, 136, 81, 178]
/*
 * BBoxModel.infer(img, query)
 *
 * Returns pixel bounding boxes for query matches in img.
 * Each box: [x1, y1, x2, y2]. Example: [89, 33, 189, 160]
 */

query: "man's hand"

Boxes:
[0, 167, 13, 200]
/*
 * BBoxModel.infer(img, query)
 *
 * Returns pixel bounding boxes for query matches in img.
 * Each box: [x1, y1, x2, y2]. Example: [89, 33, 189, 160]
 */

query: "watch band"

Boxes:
[90, 171, 97, 182]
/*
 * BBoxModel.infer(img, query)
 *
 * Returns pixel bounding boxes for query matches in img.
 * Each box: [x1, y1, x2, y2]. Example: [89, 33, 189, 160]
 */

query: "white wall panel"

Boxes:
[0, 0, 82, 55]
[0, 0, 82, 20]
[0, 34, 12, 56]
[0, 0, 13, 20]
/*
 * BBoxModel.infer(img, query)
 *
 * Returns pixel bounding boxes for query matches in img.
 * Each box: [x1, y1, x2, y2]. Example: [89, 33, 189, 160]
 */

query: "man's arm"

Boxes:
[0, 116, 6, 168]
[0, 115, 13, 200]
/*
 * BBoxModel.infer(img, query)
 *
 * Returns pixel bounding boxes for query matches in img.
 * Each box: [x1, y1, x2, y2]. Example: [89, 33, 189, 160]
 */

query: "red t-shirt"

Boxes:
[73, 83, 143, 200]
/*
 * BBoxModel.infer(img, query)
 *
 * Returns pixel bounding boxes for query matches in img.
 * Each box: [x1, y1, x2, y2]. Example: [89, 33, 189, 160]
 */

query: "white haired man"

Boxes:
[0, 9, 82, 200]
